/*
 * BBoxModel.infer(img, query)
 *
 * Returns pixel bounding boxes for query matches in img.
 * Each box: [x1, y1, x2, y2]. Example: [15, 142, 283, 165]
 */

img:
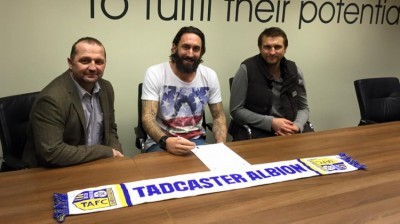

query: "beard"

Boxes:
[170, 53, 202, 74]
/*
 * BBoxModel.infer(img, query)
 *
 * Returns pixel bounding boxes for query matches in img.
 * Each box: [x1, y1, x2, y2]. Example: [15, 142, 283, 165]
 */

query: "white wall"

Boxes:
[1, 0, 399, 157]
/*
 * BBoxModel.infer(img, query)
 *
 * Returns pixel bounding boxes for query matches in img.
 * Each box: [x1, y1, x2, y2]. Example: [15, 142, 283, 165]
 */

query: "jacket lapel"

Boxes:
[98, 81, 109, 144]
[64, 72, 88, 138]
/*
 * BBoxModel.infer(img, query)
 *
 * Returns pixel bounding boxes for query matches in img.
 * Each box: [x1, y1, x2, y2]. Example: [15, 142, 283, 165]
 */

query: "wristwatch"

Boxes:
[159, 135, 169, 150]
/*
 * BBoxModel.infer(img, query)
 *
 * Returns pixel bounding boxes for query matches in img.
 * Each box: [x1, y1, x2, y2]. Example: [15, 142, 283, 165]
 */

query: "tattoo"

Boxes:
[142, 100, 227, 143]
[142, 100, 165, 142]
[209, 102, 227, 143]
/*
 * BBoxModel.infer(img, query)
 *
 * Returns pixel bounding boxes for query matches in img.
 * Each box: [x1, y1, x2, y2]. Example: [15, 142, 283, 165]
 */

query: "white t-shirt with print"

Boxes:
[142, 62, 222, 149]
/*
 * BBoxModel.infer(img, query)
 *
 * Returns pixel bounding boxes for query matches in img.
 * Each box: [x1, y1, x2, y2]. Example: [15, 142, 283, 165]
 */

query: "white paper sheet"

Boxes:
[192, 143, 251, 171]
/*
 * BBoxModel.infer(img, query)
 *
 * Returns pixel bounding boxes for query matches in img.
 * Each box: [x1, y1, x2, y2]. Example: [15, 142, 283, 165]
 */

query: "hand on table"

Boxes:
[112, 149, 124, 157]
[272, 118, 299, 136]
[166, 137, 196, 156]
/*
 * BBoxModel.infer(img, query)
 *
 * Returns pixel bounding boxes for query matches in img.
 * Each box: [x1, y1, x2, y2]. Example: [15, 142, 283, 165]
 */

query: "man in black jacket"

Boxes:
[229, 27, 312, 141]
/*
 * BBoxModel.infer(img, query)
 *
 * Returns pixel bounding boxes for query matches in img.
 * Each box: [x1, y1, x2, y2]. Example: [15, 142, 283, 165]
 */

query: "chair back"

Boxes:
[354, 77, 400, 125]
[134, 83, 147, 152]
[229, 77, 233, 90]
[0, 92, 39, 171]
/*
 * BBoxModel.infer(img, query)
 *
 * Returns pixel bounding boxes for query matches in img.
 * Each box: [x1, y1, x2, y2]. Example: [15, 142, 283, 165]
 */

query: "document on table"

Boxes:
[192, 143, 251, 171]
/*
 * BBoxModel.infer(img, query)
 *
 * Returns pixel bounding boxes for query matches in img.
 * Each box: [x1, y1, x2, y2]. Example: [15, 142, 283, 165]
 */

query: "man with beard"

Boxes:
[229, 27, 313, 141]
[141, 26, 227, 155]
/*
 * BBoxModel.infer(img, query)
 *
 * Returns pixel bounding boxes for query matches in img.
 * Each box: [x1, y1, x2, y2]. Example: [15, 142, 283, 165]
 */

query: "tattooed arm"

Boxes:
[142, 100, 165, 142]
[209, 102, 227, 143]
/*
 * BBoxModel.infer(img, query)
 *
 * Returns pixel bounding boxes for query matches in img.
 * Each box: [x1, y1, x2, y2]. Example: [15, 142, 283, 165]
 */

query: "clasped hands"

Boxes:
[272, 118, 300, 136]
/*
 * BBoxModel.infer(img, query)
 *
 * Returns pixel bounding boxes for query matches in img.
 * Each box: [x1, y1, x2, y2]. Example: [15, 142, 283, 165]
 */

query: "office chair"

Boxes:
[354, 77, 400, 126]
[0, 92, 39, 171]
[134, 83, 213, 153]
[134, 83, 147, 153]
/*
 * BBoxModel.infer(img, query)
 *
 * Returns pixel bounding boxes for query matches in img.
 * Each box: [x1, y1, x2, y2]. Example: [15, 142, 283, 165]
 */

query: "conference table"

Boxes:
[1, 122, 400, 223]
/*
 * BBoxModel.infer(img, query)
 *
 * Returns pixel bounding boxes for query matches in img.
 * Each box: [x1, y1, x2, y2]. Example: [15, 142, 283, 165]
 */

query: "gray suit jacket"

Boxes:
[23, 70, 122, 167]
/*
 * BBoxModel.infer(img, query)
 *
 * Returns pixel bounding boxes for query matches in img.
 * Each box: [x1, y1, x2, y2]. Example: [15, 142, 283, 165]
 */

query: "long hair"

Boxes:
[170, 26, 206, 61]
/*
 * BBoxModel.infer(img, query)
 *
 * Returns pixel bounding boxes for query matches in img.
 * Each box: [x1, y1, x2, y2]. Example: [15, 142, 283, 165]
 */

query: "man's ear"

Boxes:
[171, 44, 177, 54]
[67, 58, 73, 69]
